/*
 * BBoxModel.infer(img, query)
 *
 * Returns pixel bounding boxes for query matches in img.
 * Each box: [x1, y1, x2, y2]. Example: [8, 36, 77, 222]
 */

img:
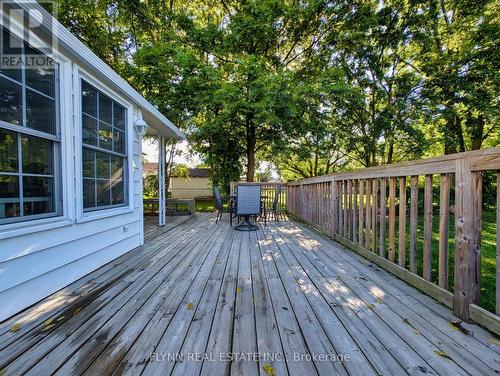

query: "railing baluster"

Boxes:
[439, 174, 451, 289]
[388, 177, 396, 262]
[343, 180, 348, 237]
[332, 180, 339, 235]
[359, 179, 364, 245]
[398, 177, 407, 268]
[372, 179, 378, 252]
[409, 176, 419, 273]
[365, 179, 372, 250]
[423, 174, 433, 281]
[379, 177, 387, 257]
[353, 180, 358, 244]
[339, 181, 344, 236]
[348, 180, 353, 240]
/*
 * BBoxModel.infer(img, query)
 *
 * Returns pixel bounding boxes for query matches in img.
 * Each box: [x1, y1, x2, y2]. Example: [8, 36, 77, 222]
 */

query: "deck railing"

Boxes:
[230, 182, 287, 212]
[286, 148, 500, 334]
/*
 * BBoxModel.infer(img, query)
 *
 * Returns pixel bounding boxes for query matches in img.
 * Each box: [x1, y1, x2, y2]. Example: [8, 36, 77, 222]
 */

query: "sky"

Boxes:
[142, 139, 279, 179]
[142, 139, 202, 166]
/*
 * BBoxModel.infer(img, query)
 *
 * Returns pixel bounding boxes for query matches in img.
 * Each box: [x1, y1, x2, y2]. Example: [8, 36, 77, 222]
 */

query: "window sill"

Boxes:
[77, 205, 134, 223]
[0, 216, 74, 240]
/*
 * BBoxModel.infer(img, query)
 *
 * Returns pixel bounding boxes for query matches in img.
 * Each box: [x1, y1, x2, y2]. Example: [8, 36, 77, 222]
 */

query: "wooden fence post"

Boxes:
[453, 157, 482, 321]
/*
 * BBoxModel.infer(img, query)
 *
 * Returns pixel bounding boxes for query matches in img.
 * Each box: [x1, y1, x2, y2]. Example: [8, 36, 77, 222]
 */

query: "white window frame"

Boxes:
[75, 68, 134, 223]
[0, 21, 74, 239]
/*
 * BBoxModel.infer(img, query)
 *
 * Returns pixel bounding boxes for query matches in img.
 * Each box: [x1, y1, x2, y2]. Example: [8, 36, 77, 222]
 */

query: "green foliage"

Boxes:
[142, 173, 158, 199]
[54, 0, 499, 184]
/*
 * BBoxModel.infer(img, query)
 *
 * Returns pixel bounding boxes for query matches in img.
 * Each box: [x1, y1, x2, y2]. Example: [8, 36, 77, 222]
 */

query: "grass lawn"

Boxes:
[385, 207, 497, 313]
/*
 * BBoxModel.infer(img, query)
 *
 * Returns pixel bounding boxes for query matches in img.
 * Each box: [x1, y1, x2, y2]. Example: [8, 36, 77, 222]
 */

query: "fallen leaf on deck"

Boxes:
[414, 330, 421, 335]
[187, 303, 193, 310]
[403, 318, 410, 324]
[42, 324, 56, 332]
[43, 318, 54, 329]
[376, 298, 383, 304]
[449, 320, 471, 336]
[488, 338, 500, 346]
[236, 287, 242, 293]
[366, 303, 374, 309]
[10, 323, 21, 332]
[434, 351, 452, 360]
[73, 307, 82, 316]
[282, 306, 288, 311]
[262, 364, 276, 376]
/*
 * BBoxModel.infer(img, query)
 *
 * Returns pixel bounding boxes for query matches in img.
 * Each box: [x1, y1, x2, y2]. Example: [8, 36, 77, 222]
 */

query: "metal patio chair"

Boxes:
[234, 185, 264, 231]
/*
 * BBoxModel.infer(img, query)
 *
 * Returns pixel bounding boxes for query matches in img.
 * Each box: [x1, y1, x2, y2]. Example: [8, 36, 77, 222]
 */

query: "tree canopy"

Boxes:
[53, 0, 499, 190]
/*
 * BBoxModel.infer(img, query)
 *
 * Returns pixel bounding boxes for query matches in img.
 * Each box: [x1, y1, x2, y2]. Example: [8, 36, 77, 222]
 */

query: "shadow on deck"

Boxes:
[0, 213, 499, 375]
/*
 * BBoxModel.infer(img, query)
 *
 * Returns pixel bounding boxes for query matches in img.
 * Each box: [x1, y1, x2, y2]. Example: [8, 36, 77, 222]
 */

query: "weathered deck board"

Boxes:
[1, 213, 499, 376]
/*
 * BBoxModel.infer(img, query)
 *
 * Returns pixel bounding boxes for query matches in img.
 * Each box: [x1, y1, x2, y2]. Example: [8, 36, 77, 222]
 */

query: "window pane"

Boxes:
[83, 178, 95, 208]
[0, 75, 22, 125]
[23, 176, 54, 215]
[82, 149, 95, 178]
[21, 135, 52, 175]
[26, 67, 56, 98]
[111, 156, 124, 181]
[113, 129, 125, 154]
[82, 82, 97, 117]
[99, 94, 112, 124]
[113, 103, 126, 130]
[82, 114, 97, 146]
[96, 180, 110, 206]
[96, 152, 110, 179]
[0, 128, 18, 172]
[25, 44, 56, 97]
[0, 175, 19, 198]
[0, 29, 22, 82]
[111, 179, 124, 204]
[0, 175, 20, 218]
[26, 89, 55, 134]
[98, 121, 112, 150]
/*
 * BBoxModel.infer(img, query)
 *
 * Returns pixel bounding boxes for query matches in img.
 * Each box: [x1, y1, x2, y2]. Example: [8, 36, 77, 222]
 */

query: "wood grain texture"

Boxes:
[438, 174, 451, 289]
[379, 178, 387, 258]
[388, 177, 396, 262]
[359, 179, 364, 246]
[398, 177, 407, 268]
[409, 176, 419, 274]
[3, 212, 499, 376]
[365, 179, 372, 251]
[371, 179, 378, 253]
[453, 159, 481, 321]
[423, 175, 433, 281]
[352, 180, 358, 244]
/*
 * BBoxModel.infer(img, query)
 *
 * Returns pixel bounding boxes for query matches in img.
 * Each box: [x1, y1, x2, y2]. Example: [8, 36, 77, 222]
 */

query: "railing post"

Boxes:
[453, 157, 482, 321]
[332, 179, 339, 236]
[158, 135, 166, 227]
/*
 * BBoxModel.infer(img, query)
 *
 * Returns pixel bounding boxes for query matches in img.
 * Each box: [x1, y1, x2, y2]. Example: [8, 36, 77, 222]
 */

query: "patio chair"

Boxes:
[214, 186, 236, 224]
[234, 185, 264, 231]
[267, 185, 282, 222]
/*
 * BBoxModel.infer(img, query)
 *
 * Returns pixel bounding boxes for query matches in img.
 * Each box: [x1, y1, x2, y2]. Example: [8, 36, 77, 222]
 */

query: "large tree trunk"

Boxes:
[246, 122, 256, 182]
[468, 113, 485, 150]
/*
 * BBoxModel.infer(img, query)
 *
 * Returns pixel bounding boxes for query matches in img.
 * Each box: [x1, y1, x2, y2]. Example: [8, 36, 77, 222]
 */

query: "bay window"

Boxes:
[81, 80, 127, 211]
[0, 29, 60, 224]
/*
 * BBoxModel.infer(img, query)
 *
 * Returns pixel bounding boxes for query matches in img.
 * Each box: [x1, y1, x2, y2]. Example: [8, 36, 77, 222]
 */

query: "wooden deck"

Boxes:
[1, 213, 499, 376]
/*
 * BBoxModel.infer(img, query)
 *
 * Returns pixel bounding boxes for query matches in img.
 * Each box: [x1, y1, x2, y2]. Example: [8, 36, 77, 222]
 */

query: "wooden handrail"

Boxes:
[285, 147, 500, 334]
[287, 147, 500, 185]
